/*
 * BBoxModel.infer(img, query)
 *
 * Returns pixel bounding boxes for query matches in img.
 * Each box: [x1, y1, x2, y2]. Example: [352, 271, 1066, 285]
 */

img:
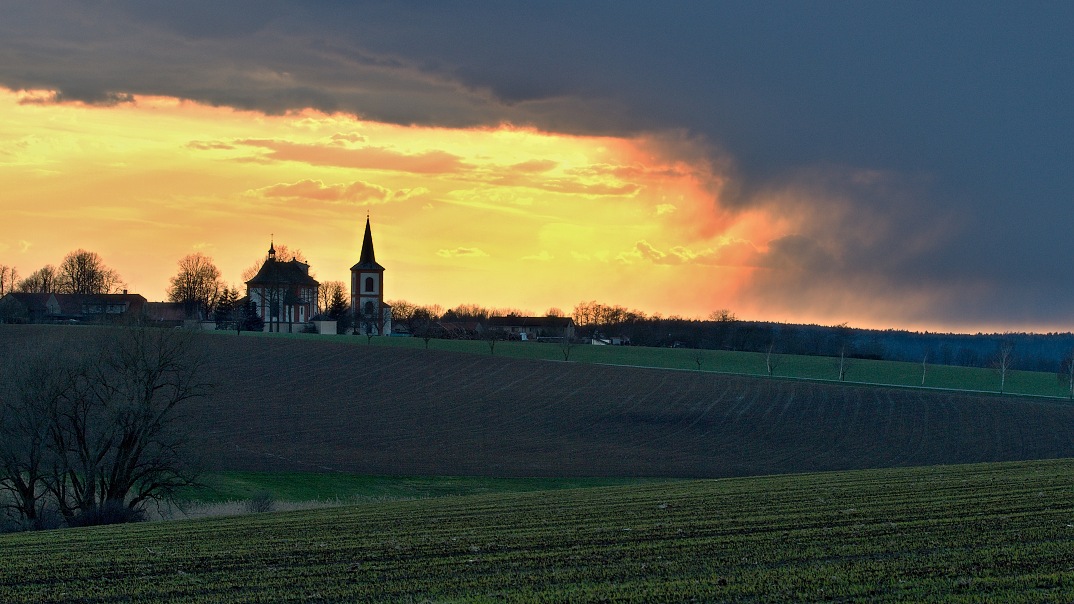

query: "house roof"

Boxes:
[438, 320, 482, 332]
[350, 217, 385, 272]
[0, 292, 51, 313]
[486, 316, 575, 329]
[145, 301, 188, 322]
[246, 258, 320, 287]
[2, 292, 148, 318]
[58, 293, 148, 316]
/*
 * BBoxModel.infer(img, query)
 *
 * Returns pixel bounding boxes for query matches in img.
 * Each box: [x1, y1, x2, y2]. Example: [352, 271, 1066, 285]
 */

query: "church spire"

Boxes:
[350, 215, 384, 272]
[359, 216, 376, 265]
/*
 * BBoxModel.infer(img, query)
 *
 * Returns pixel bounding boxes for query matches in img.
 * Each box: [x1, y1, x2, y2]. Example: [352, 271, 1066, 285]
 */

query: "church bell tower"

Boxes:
[350, 217, 389, 334]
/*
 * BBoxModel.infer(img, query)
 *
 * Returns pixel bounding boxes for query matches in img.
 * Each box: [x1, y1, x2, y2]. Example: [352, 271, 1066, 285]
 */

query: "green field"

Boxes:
[226, 329, 1073, 398]
[184, 472, 663, 504]
[4, 459, 1074, 602]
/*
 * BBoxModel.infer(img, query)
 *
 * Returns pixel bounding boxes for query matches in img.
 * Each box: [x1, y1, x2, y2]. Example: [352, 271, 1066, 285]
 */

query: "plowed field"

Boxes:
[5, 325, 1074, 477]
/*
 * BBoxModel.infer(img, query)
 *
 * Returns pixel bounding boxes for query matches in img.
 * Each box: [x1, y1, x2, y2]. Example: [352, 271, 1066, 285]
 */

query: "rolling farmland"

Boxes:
[3, 459, 1074, 602]
[4, 324, 1074, 478]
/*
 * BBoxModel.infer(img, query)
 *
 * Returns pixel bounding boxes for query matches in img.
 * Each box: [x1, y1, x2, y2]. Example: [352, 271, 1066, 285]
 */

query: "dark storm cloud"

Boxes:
[3, 1, 1074, 328]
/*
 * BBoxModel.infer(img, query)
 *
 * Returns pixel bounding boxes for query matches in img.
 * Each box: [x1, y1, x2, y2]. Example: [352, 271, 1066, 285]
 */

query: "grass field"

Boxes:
[217, 328, 1074, 398]
[184, 472, 663, 504]
[4, 458, 1074, 602]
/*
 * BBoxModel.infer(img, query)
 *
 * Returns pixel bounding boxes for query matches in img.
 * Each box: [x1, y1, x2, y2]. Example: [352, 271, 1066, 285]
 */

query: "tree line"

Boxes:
[1, 250, 124, 296]
[388, 299, 1074, 382]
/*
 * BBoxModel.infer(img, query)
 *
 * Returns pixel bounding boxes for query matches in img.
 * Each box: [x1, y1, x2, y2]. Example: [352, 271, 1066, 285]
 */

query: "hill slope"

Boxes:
[6, 325, 1074, 477]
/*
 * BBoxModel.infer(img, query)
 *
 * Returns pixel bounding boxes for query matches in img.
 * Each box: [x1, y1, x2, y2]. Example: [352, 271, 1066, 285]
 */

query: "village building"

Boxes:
[0, 292, 147, 324]
[245, 242, 319, 333]
[351, 217, 392, 335]
[485, 316, 575, 341]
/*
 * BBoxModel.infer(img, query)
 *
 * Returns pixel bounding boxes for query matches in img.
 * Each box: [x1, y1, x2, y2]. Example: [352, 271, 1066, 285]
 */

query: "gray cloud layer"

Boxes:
[3, 1, 1073, 328]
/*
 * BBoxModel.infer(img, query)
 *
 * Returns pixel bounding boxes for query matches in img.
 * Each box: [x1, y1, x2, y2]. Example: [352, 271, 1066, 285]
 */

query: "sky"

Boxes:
[1, 2, 1073, 332]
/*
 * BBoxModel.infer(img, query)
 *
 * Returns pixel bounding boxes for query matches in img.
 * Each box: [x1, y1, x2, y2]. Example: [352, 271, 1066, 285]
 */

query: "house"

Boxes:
[437, 320, 482, 339]
[0, 292, 147, 324]
[485, 316, 575, 341]
[0, 292, 56, 323]
[245, 242, 319, 333]
[591, 335, 628, 346]
[144, 301, 189, 328]
[350, 217, 392, 335]
[67, 293, 147, 320]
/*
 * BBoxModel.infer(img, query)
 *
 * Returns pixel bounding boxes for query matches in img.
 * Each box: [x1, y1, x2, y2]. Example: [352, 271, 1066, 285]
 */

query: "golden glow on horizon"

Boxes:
[0, 88, 801, 322]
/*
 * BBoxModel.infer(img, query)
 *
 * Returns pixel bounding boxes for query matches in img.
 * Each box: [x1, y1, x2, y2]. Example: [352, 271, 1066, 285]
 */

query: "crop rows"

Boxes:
[193, 335, 1074, 477]
[5, 325, 1074, 479]
[3, 459, 1074, 602]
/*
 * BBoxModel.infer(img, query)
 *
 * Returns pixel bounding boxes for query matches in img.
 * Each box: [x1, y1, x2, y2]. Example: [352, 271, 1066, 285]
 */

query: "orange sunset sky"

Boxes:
[3, 4, 1074, 334]
[0, 89, 792, 324]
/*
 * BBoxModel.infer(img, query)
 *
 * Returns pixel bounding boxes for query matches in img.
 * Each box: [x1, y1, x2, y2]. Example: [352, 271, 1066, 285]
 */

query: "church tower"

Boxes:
[350, 217, 391, 334]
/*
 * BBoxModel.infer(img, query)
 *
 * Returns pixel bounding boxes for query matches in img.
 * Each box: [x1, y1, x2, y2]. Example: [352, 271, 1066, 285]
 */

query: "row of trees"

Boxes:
[386, 299, 1074, 382]
[3, 247, 303, 318]
[0, 326, 208, 531]
[2, 250, 124, 296]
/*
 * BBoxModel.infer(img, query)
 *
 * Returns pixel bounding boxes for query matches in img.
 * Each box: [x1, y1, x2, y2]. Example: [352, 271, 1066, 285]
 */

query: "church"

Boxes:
[245, 242, 319, 332]
[350, 217, 392, 335]
[245, 216, 391, 335]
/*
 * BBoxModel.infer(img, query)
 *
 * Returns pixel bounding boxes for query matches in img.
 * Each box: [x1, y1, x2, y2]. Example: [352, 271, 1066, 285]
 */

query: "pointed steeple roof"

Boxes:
[351, 216, 385, 271]
[360, 217, 376, 265]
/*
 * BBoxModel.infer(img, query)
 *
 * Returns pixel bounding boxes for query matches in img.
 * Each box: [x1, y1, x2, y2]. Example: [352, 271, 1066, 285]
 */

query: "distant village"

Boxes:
[4, 218, 1074, 373]
[0, 218, 577, 344]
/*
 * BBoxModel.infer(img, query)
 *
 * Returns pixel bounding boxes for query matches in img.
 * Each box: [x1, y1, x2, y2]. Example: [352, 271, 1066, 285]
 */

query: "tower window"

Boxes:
[365, 277, 374, 292]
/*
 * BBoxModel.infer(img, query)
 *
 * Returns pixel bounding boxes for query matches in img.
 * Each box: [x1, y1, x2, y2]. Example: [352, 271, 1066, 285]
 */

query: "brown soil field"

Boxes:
[5, 324, 1074, 478]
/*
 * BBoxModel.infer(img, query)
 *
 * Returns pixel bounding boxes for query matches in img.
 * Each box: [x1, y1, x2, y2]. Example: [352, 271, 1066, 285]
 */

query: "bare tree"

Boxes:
[319, 281, 347, 316]
[709, 309, 738, 350]
[831, 323, 853, 382]
[0, 264, 18, 296]
[482, 326, 504, 355]
[167, 253, 224, 319]
[0, 345, 74, 529]
[765, 339, 782, 377]
[560, 332, 576, 361]
[993, 339, 1016, 394]
[323, 285, 351, 333]
[411, 307, 437, 348]
[16, 265, 58, 293]
[708, 309, 736, 322]
[920, 351, 929, 386]
[386, 299, 416, 328]
[57, 250, 122, 295]
[837, 343, 852, 382]
[0, 325, 209, 529]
